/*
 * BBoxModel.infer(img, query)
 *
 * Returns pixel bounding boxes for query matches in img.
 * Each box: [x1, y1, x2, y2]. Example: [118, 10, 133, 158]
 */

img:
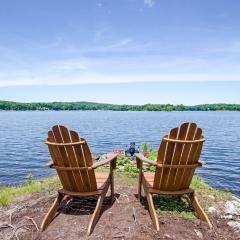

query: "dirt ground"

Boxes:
[0, 175, 239, 240]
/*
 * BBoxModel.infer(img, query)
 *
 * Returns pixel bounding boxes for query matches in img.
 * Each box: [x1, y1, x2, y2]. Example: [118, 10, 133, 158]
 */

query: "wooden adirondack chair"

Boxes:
[135, 122, 212, 230]
[40, 125, 117, 235]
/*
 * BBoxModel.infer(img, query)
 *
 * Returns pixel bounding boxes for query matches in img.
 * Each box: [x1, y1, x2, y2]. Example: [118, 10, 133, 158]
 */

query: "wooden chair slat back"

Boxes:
[47, 130, 72, 190]
[70, 129, 97, 191]
[158, 127, 178, 189]
[153, 122, 204, 191]
[47, 125, 97, 192]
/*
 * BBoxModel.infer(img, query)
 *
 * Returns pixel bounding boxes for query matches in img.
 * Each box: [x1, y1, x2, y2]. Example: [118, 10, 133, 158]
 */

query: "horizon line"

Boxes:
[1, 99, 239, 106]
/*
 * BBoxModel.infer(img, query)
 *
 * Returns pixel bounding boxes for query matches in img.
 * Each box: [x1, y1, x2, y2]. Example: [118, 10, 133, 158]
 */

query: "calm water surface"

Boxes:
[0, 111, 239, 196]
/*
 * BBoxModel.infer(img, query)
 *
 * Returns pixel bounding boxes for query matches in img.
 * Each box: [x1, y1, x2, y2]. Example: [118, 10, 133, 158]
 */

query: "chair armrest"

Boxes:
[92, 153, 118, 169]
[135, 153, 157, 166]
[44, 161, 54, 168]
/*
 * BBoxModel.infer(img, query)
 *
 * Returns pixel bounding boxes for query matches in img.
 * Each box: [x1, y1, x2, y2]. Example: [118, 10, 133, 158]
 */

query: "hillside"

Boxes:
[0, 100, 240, 111]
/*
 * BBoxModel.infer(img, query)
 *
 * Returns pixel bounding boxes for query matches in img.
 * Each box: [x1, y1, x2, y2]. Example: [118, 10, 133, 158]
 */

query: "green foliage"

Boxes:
[141, 143, 148, 152]
[148, 147, 157, 160]
[0, 176, 60, 207]
[142, 147, 157, 172]
[191, 175, 231, 199]
[0, 100, 239, 111]
[117, 154, 131, 166]
[123, 163, 139, 177]
[154, 176, 231, 219]
[27, 173, 33, 185]
[117, 154, 139, 177]
[116, 146, 157, 176]
[154, 195, 195, 219]
[148, 165, 156, 172]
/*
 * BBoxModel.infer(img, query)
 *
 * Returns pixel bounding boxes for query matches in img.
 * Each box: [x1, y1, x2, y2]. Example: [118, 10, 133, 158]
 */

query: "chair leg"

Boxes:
[189, 192, 212, 229]
[138, 172, 142, 201]
[87, 179, 110, 235]
[40, 192, 64, 232]
[110, 172, 114, 201]
[142, 183, 159, 231]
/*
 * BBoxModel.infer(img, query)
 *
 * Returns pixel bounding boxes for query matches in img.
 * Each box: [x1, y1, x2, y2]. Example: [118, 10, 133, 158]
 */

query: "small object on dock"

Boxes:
[125, 142, 139, 157]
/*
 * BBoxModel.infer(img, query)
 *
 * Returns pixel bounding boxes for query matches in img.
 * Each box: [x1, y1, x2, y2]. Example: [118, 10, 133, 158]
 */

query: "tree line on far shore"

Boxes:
[0, 100, 239, 111]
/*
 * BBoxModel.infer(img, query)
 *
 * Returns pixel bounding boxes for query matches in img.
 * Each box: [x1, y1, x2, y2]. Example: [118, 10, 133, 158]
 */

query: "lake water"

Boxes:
[0, 111, 239, 196]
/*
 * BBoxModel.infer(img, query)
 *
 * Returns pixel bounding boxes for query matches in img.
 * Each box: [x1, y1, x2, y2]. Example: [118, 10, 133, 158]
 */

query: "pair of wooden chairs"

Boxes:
[40, 123, 212, 235]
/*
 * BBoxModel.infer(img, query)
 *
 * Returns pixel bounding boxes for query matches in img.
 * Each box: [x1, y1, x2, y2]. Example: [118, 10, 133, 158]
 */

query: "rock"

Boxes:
[227, 221, 240, 232]
[208, 206, 218, 214]
[92, 154, 100, 161]
[194, 229, 203, 239]
[232, 196, 240, 203]
[222, 214, 233, 219]
[99, 153, 112, 160]
[118, 166, 124, 171]
[163, 234, 172, 239]
[232, 200, 240, 208]
[225, 201, 238, 215]
[208, 195, 215, 200]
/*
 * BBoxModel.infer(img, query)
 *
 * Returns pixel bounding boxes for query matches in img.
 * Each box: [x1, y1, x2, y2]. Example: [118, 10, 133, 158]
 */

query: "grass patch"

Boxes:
[191, 175, 231, 200]
[0, 176, 60, 207]
[152, 175, 231, 219]
[154, 195, 196, 219]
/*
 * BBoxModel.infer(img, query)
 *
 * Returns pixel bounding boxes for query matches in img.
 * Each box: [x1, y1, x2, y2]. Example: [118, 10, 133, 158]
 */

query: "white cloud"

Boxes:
[144, 0, 155, 8]
[1, 37, 240, 87]
[0, 72, 240, 87]
[49, 60, 89, 70]
[1, 51, 240, 86]
[60, 37, 134, 54]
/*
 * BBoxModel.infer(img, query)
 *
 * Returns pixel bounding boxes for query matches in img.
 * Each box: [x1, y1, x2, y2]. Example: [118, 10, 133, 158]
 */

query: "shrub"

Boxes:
[27, 173, 33, 185]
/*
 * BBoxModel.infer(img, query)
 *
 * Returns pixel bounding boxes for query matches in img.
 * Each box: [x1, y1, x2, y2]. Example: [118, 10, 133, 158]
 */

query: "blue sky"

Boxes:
[0, 0, 240, 104]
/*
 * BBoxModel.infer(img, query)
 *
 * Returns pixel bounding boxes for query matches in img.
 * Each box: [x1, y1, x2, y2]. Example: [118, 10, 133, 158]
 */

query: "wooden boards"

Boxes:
[47, 125, 97, 192]
[153, 122, 204, 191]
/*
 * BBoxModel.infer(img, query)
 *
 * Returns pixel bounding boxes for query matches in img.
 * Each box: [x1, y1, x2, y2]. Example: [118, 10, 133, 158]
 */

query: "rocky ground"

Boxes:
[0, 174, 240, 240]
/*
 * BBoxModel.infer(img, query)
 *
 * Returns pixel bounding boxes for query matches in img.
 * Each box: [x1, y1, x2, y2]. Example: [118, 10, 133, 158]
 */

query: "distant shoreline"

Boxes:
[0, 100, 240, 111]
